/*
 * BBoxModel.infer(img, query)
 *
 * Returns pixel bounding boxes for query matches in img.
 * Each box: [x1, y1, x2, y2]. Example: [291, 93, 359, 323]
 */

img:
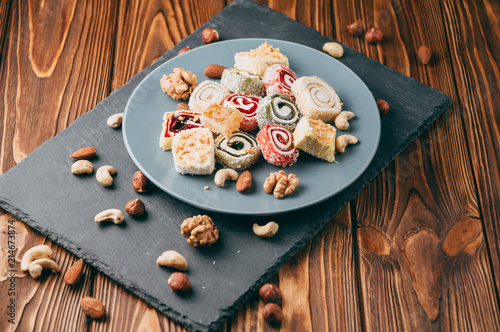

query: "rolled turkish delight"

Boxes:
[188, 80, 229, 112]
[256, 94, 300, 130]
[215, 131, 261, 170]
[262, 64, 298, 100]
[256, 125, 299, 167]
[222, 94, 261, 131]
[221, 68, 265, 96]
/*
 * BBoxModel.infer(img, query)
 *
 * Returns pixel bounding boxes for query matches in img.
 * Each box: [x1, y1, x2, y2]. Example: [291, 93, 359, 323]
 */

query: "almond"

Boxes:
[204, 64, 226, 79]
[71, 147, 97, 159]
[178, 46, 190, 55]
[80, 297, 105, 319]
[64, 259, 84, 286]
[176, 102, 189, 111]
[236, 170, 252, 193]
[417, 45, 432, 65]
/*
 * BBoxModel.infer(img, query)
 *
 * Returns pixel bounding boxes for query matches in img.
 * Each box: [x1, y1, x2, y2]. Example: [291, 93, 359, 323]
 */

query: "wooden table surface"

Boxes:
[1, 0, 499, 331]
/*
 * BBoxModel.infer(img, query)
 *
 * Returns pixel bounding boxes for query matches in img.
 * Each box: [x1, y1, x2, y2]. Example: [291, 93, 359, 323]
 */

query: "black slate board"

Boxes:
[0, 0, 452, 331]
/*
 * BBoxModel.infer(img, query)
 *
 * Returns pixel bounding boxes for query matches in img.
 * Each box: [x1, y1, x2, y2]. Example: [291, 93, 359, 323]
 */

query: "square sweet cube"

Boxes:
[200, 103, 243, 137]
[172, 128, 215, 175]
[293, 117, 337, 162]
[159, 111, 202, 150]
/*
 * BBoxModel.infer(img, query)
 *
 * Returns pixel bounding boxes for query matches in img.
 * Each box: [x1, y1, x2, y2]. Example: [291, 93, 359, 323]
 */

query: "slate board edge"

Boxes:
[0, 0, 454, 330]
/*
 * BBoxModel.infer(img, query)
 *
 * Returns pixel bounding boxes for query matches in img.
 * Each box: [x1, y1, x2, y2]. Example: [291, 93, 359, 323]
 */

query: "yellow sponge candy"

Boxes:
[293, 117, 337, 162]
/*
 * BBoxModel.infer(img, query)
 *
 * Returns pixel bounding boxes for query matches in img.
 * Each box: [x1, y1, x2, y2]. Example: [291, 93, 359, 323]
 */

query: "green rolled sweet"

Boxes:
[256, 93, 301, 130]
[214, 131, 261, 170]
[221, 68, 265, 96]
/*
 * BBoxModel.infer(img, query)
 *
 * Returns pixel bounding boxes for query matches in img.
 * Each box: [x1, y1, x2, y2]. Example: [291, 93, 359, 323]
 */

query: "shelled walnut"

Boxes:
[160, 67, 197, 100]
[181, 215, 219, 247]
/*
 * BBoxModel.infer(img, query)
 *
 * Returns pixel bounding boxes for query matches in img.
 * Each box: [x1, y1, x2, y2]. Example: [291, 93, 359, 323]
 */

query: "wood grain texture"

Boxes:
[441, 0, 500, 296]
[0, 0, 117, 172]
[0, 0, 10, 58]
[334, 0, 500, 330]
[112, 0, 225, 91]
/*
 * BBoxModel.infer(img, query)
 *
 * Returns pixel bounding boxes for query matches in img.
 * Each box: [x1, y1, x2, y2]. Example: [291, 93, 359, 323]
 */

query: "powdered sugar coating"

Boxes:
[257, 125, 299, 166]
[263, 64, 298, 100]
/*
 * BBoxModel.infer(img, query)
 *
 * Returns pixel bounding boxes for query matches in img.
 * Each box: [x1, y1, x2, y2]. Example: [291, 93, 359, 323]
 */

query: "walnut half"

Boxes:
[181, 215, 219, 247]
[160, 67, 198, 100]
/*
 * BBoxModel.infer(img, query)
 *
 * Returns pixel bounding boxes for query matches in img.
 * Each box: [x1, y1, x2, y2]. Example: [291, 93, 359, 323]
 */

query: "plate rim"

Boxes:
[123, 38, 381, 216]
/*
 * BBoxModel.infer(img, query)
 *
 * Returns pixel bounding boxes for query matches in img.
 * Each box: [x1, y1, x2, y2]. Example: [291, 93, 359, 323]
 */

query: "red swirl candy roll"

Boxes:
[222, 94, 261, 131]
[262, 64, 298, 101]
[257, 125, 299, 166]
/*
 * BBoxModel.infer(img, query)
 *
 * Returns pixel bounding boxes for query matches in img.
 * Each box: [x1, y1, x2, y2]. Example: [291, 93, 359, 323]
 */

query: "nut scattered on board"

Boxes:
[133, 170, 148, 193]
[259, 283, 283, 303]
[70, 147, 97, 160]
[204, 64, 227, 79]
[236, 170, 252, 193]
[214, 168, 239, 187]
[107, 113, 124, 128]
[157, 250, 188, 271]
[80, 297, 106, 319]
[160, 67, 198, 100]
[176, 102, 190, 111]
[178, 46, 191, 55]
[21, 245, 52, 271]
[323, 42, 344, 58]
[263, 170, 299, 199]
[336, 135, 359, 153]
[29, 258, 60, 279]
[253, 221, 279, 238]
[202, 27, 219, 44]
[168, 272, 191, 293]
[181, 215, 219, 247]
[64, 259, 84, 286]
[347, 20, 364, 36]
[94, 209, 124, 224]
[71, 160, 94, 175]
[376, 99, 390, 115]
[96, 165, 117, 187]
[262, 302, 283, 325]
[125, 198, 145, 216]
[418, 45, 432, 65]
[365, 27, 383, 44]
[334, 111, 355, 130]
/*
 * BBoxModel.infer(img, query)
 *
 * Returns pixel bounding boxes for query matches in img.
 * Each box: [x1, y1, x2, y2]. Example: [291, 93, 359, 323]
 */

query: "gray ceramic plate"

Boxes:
[123, 39, 380, 215]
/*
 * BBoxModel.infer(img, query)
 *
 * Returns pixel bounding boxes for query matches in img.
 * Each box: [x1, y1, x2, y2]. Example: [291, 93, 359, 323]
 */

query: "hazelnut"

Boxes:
[347, 20, 364, 36]
[176, 102, 189, 111]
[365, 27, 383, 44]
[202, 28, 219, 44]
[259, 283, 282, 303]
[168, 272, 191, 293]
[178, 47, 190, 55]
[125, 198, 145, 216]
[418, 45, 432, 65]
[132, 170, 148, 193]
[376, 99, 390, 115]
[262, 303, 283, 325]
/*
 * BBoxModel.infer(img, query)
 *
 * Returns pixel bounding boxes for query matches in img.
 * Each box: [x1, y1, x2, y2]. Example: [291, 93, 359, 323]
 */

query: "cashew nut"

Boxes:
[334, 111, 355, 130]
[253, 221, 279, 238]
[214, 168, 239, 187]
[29, 258, 60, 279]
[336, 135, 358, 153]
[21, 245, 53, 271]
[107, 113, 124, 128]
[96, 165, 117, 186]
[94, 209, 124, 224]
[323, 42, 344, 58]
[71, 160, 94, 175]
[157, 250, 188, 271]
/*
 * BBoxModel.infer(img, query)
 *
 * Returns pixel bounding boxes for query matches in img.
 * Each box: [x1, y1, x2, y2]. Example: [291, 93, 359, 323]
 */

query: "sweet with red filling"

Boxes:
[262, 64, 298, 101]
[222, 94, 261, 131]
[159, 111, 202, 150]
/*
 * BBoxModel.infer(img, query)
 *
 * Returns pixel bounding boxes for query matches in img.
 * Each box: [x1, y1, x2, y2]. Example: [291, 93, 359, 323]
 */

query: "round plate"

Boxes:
[123, 39, 380, 216]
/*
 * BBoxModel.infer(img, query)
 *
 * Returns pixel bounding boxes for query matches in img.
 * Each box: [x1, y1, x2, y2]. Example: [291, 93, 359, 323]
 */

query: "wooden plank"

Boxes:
[332, 0, 500, 330]
[0, 0, 118, 331]
[111, 0, 225, 90]
[0, 0, 11, 59]
[441, 0, 500, 297]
